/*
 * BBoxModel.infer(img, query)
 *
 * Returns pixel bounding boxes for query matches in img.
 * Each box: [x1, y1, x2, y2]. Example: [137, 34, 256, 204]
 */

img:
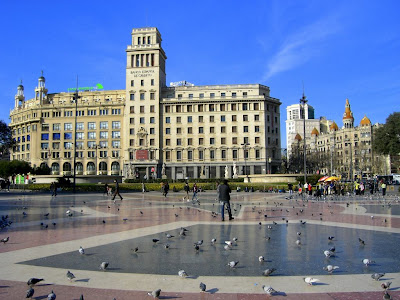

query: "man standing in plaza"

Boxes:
[381, 180, 387, 197]
[112, 179, 123, 201]
[219, 179, 234, 221]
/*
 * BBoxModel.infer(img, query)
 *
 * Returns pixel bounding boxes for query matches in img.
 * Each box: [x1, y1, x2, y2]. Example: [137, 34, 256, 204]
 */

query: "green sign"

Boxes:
[67, 83, 104, 92]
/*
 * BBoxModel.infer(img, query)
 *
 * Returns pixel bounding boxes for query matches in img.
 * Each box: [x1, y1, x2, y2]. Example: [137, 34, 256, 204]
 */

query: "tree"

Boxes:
[0, 120, 14, 158]
[373, 112, 400, 156]
[0, 160, 31, 178]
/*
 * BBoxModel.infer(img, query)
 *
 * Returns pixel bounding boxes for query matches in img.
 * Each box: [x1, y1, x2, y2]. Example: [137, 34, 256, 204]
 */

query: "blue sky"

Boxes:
[1, 0, 399, 147]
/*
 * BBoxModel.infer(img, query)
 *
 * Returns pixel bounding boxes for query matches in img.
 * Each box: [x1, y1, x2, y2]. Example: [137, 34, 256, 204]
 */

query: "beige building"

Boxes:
[289, 99, 389, 179]
[9, 27, 282, 180]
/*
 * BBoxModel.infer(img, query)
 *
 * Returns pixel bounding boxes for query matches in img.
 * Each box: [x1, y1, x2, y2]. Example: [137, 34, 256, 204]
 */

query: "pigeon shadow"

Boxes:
[0, 285, 9, 288]
[186, 275, 199, 279]
[389, 286, 400, 291]
[159, 295, 182, 299]
[313, 282, 329, 286]
[35, 295, 50, 300]
[206, 288, 219, 294]
[82, 253, 96, 256]
[75, 278, 90, 283]
[274, 291, 287, 296]
[106, 268, 122, 271]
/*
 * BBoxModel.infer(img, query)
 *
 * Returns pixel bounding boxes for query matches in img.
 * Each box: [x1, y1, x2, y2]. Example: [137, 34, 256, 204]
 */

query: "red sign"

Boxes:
[151, 167, 155, 173]
[136, 150, 148, 160]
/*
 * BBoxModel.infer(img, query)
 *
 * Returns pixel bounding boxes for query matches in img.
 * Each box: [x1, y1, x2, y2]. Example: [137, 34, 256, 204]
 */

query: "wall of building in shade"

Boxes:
[9, 27, 282, 180]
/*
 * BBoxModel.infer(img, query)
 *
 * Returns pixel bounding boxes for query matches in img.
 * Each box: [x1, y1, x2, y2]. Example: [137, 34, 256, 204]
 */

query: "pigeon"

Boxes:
[26, 287, 34, 299]
[194, 244, 200, 251]
[23, 212, 28, 216]
[328, 236, 335, 240]
[304, 277, 320, 285]
[100, 261, 109, 271]
[66, 210, 71, 214]
[296, 239, 301, 245]
[164, 243, 170, 249]
[383, 291, 392, 299]
[258, 256, 265, 262]
[1, 237, 9, 244]
[381, 281, 392, 290]
[371, 273, 385, 281]
[152, 239, 160, 244]
[79, 246, 85, 255]
[66, 271, 75, 281]
[227, 261, 239, 268]
[211, 238, 217, 244]
[225, 240, 233, 247]
[232, 237, 238, 242]
[323, 265, 339, 274]
[27, 278, 44, 286]
[199, 282, 206, 292]
[359, 238, 366, 245]
[363, 258, 375, 266]
[178, 270, 188, 278]
[195, 240, 203, 246]
[297, 232, 301, 236]
[262, 268, 276, 276]
[47, 290, 56, 300]
[179, 228, 186, 236]
[148, 289, 161, 298]
[132, 247, 139, 253]
[165, 233, 174, 238]
[324, 250, 334, 258]
[223, 245, 231, 250]
[329, 246, 336, 252]
[262, 285, 278, 295]
[44, 213, 49, 217]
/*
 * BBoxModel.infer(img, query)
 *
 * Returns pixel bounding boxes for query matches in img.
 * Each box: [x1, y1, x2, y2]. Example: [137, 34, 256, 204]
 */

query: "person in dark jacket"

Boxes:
[219, 179, 234, 221]
[112, 179, 123, 200]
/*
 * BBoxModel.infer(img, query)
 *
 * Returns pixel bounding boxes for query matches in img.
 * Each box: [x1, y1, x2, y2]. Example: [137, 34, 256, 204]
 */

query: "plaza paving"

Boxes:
[0, 188, 399, 299]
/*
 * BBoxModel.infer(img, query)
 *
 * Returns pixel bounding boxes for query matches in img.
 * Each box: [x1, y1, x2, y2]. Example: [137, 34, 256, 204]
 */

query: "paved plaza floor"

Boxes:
[0, 188, 399, 299]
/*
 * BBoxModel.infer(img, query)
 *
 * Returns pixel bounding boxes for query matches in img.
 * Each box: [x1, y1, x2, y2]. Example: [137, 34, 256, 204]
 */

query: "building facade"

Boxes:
[9, 27, 282, 180]
[288, 98, 390, 179]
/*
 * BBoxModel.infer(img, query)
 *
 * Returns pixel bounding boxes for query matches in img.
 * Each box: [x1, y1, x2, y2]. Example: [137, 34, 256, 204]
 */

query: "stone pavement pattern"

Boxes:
[0, 189, 399, 299]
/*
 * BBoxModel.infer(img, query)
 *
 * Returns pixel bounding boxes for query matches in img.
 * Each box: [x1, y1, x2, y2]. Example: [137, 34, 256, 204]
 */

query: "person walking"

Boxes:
[216, 181, 220, 202]
[103, 183, 109, 196]
[192, 183, 199, 204]
[51, 182, 57, 197]
[183, 181, 190, 201]
[381, 181, 387, 197]
[219, 179, 234, 221]
[162, 181, 169, 197]
[112, 179, 123, 201]
[288, 182, 293, 196]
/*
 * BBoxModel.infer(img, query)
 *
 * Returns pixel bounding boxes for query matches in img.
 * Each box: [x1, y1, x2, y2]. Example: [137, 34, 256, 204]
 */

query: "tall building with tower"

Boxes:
[9, 27, 282, 180]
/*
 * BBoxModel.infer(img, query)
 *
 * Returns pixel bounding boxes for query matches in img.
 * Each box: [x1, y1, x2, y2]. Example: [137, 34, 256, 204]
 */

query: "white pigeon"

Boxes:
[232, 237, 238, 242]
[147, 289, 161, 298]
[304, 277, 320, 285]
[323, 265, 339, 273]
[225, 240, 233, 247]
[262, 285, 278, 295]
[296, 239, 301, 245]
[66, 210, 71, 214]
[99, 261, 109, 271]
[258, 256, 265, 262]
[224, 245, 231, 250]
[211, 238, 217, 244]
[178, 270, 188, 278]
[363, 258, 375, 266]
[324, 250, 334, 258]
[227, 261, 239, 268]
[78, 246, 85, 255]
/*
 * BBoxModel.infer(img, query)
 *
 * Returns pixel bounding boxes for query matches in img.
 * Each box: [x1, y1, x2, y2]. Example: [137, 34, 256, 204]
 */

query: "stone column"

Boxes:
[171, 166, 176, 180]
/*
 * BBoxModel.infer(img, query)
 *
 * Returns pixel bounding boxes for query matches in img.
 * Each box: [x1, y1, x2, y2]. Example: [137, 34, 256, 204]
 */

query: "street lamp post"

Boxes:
[72, 84, 79, 193]
[300, 93, 308, 185]
[241, 143, 250, 180]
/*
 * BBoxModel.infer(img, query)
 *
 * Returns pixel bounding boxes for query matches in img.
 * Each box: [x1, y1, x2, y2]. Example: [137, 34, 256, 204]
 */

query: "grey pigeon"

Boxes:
[323, 265, 339, 274]
[195, 240, 203, 246]
[132, 247, 139, 253]
[26, 287, 34, 299]
[262, 268, 276, 276]
[165, 233, 174, 238]
[381, 281, 392, 290]
[262, 285, 277, 295]
[66, 270, 75, 281]
[1, 236, 9, 244]
[100, 261, 109, 271]
[199, 282, 206, 292]
[148, 289, 161, 298]
[179, 228, 186, 236]
[383, 291, 392, 299]
[27, 278, 44, 286]
[47, 290, 56, 300]
[371, 273, 385, 281]
[164, 243, 170, 249]
[152, 239, 159, 243]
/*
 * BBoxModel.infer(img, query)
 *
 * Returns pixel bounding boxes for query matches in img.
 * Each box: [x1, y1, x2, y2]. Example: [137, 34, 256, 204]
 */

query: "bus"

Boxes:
[376, 174, 400, 185]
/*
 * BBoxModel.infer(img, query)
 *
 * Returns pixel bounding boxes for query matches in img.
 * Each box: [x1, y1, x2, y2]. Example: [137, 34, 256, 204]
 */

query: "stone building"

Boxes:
[9, 27, 282, 180]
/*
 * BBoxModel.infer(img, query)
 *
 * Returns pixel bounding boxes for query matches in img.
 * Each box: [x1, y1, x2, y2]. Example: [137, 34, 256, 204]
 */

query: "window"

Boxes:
[221, 126, 226, 133]
[255, 137, 260, 144]
[150, 105, 155, 112]
[231, 104, 236, 111]
[188, 127, 192, 134]
[255, 126, 260, 132]
[64, 133, 73, 140]
[243, 115, 248, 121]
[129, 128, 135, 135]
[199, 93, 204, 98]
[130, 106, 135, 113]
[130, 94, 135, 101]
[210, 116, 214, 122]
[112, 121, 121, 129]
[243, 92, 247, 97]
[100, 131, 108, 139]
[112, 131, 120, 139]
[76, 132, 84, 140]
[254, 103, 259, 110]
[140, 93, 145, 100]
[187, 116, 192, 123]
[188, 138, 193, 145]
[165, 139, 171, 146]
[88, 132, 96, 139]
[176, 151, 182, 160]
[256, 149, 260, 159]
[199, 150, 204, 160]
[64, 111, 73, 117]
[210, 93, 215, 98]
[199, 138, 204, 145]
[64, 142, 73, 149]
[198, 104, 204, 112]
[100, 122, 108, 129]
[41, 142, 49, 149]
[88, 122, 96, 130]
[255, 115, 260, 121]
[64, 123, 73, 131]
[150, 128, 155, 134]
[232, 92, 237, 98]
[166, 117, 170, 123]
[53, 123, 60, 131]
[130, 80, 134, 87]
[165, 151, 171, 161]
[151, 79, 154, 86]
[199, 116, 203, 122]
[165, 106, 171, 113]
[52, 142, 59, 149]
[177, 128, 182, 134]
[176, 105, 182, 113]
[187, 105, 192, 112]
[141, 79, 144, 86]
[209, 104, 215, 111]
[210, 127, 215, 133]
[166, 128, 171, 134]
[176, 138, 182, 146]
[233, 149, 238, 159]
[140, 117, 145, 124]
[221, 137, 226, 144]
[243, 137, 249, 144]
[52, 133, 60, 140]
[221, 149, 227, 159]
[244, 126, 249, 132]
[112, 109, 121, 115]
[232, 137, 237, 144]
[242, 103, 248, 110]
[100, 150, 108, 158]
[150, 92, 155, 100]
[188, 150, 193, 160]
[88, 109, 96, 116]
[76, 122, 84, 130]
[176, 117, 181, 123]
[221, 92, 226, 97]
[221, 115, 226, 122]
[64, 152, 71, 158]
[210, 138, 215, 144]
[100, 109, 108, 115]
[150, 117, 155, 123]
[210, 150, 215, 160]
[232, 126, 237, 133]
[178, 94, 182, 99]
[232, 115, 237, 122]
[130, 118, 134, 124]
[199, 127, 204, 134]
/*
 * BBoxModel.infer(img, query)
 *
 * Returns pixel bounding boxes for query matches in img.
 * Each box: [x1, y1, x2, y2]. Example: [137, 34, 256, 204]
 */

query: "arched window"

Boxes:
[51, 163, 59, 175]
[87, 162, 95, 175]
[63, 162, 71, 174]
[111, 162, 120, 175]
[75, 162, 83, 175]
[40, 162, 48, 169]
